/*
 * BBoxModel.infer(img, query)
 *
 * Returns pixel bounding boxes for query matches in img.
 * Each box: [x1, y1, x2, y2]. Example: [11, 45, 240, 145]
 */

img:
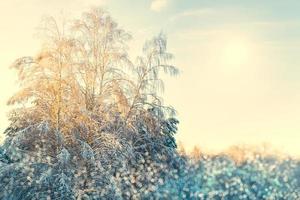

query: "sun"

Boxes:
[221, 38, 251, 69]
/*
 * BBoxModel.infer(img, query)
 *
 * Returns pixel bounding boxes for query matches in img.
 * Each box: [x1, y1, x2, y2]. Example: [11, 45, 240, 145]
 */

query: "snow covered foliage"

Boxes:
[153, 153, 300, 200]
[0, 8, 181, 199]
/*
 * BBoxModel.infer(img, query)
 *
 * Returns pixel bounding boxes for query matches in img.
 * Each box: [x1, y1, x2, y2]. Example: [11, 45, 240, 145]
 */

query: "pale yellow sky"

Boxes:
[1, 0, 300, 157]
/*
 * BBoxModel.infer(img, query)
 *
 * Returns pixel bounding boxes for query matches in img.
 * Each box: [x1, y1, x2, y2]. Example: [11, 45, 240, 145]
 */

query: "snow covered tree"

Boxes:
[0, 7, 180, 199]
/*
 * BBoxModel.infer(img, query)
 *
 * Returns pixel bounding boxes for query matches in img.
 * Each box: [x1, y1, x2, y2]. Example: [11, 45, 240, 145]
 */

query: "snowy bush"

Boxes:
[153, 154, 300, 200]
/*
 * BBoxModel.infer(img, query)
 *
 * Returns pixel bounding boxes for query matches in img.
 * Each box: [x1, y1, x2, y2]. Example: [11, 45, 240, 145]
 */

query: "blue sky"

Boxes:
[1, 0, 300, 156]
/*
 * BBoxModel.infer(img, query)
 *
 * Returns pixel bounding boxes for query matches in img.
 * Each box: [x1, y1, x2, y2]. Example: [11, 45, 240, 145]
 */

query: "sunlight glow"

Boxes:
[221, 37, 252, 69]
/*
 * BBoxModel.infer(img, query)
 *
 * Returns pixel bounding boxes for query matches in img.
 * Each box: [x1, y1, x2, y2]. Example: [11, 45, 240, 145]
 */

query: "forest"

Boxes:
[0, 7, 300, 200]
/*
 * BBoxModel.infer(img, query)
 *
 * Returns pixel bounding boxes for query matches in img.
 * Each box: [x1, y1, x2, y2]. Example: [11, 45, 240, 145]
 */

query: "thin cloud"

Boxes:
[150, 0, 168, 12]
[170, 8, 215, 21]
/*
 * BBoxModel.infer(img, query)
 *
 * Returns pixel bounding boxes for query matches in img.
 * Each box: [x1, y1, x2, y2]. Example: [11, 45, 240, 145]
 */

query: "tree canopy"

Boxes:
[0, 8, 180, 199]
